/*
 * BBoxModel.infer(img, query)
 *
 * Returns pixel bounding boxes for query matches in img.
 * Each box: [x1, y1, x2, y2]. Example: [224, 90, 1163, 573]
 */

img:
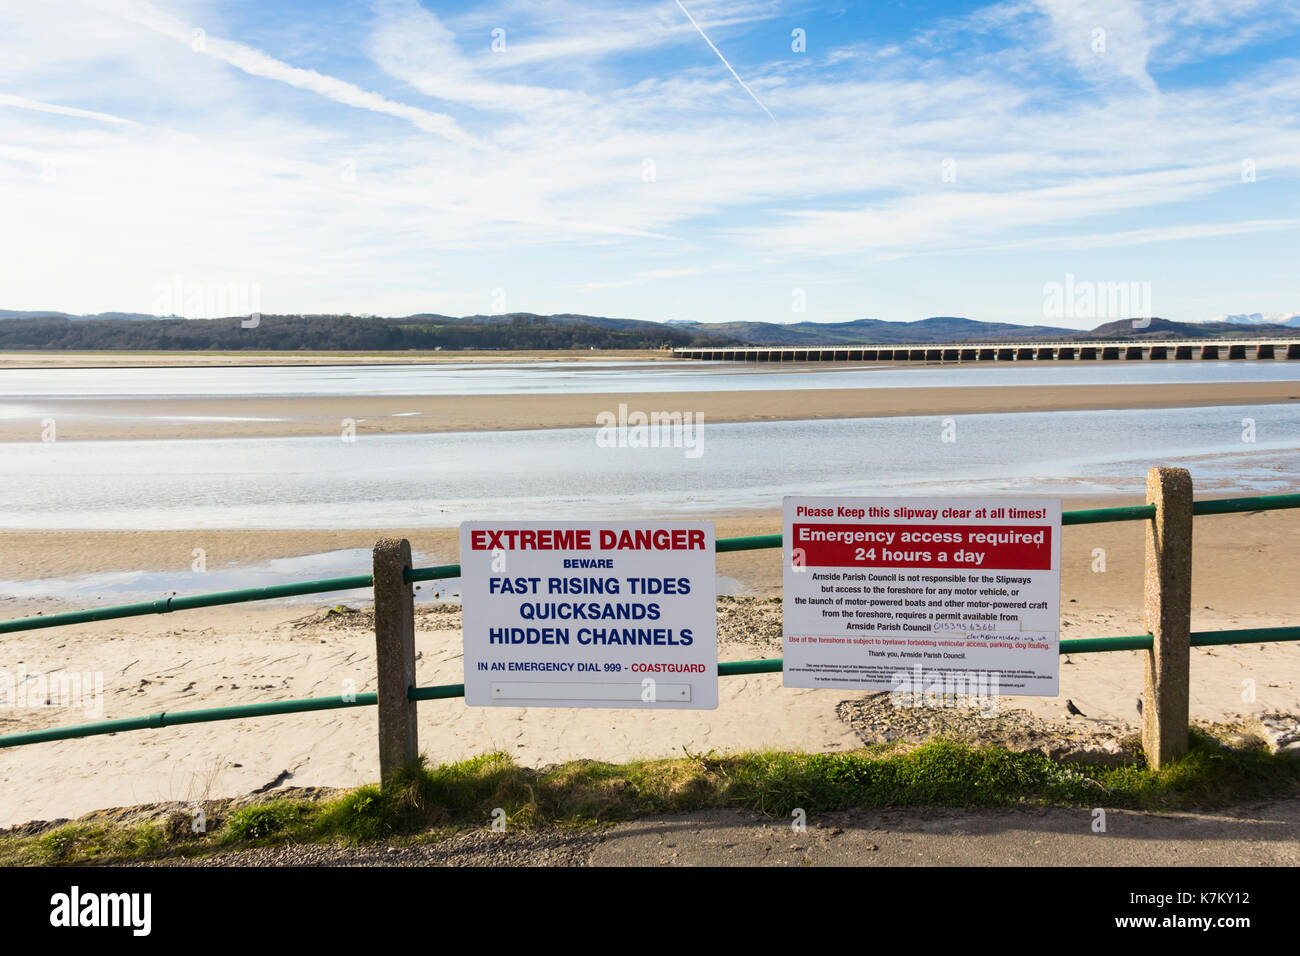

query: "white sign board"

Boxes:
[461, 521, 717, 709]
[783, 497, 1061, 695]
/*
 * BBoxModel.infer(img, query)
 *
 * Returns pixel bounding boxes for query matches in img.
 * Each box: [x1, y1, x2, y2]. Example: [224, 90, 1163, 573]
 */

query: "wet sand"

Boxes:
[1, 353, 1296, 826]
[1, 505, 1297, 827]
[1, 379, 1295, 442]
[4, 499, 1299, 608]
[1, 502, 1297, 826]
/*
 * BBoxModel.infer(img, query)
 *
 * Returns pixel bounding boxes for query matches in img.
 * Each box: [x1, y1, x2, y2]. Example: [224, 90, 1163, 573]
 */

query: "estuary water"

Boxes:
[0, 358, 1297, 405]
[0, 403, 1294, 530]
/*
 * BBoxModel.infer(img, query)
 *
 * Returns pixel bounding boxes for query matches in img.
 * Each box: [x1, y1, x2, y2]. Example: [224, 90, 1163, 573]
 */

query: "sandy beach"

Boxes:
[1, 379, 1295, 442]
[2, 503, 1299, 603]
[1, 503, 1297, 827]
[1, 353, 1297, 828]
[10, 0, 1300, 882]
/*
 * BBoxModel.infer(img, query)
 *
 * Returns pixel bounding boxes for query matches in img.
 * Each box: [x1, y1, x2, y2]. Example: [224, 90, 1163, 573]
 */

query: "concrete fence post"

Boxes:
[1141, 467, 1193, 768]
[373, 537, 418, 782]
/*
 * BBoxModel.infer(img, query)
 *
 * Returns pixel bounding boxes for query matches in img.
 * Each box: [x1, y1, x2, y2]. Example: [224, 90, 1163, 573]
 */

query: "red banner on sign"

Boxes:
[791, 523, 1053, 570]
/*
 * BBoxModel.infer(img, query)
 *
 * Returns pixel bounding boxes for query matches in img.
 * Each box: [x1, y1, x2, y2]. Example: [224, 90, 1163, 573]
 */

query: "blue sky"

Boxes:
[2, 0, 1298, 328]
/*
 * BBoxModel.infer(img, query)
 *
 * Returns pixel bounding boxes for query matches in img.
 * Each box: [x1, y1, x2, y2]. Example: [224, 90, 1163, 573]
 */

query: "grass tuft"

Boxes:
[221, 801, 309, 843]
[4, 731, 1296, 865]
[18, 821, 166, 866]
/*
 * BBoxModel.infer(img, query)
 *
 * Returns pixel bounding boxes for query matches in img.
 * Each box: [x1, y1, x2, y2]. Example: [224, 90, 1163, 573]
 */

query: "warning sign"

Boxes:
[782, 497, 1061, 695]
[460, 521, 718, 708]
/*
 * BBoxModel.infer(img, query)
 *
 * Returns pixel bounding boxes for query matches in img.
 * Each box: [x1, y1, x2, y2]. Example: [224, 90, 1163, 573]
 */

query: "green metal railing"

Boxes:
[6, 626, 1299, 749]
[0, 574, 376, 635]
[0, 693, 378, 748]
[2, 493, 1298, 749]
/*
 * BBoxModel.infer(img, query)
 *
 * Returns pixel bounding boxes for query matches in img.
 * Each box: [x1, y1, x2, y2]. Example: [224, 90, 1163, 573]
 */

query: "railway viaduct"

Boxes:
[674, 339, 1300, 362]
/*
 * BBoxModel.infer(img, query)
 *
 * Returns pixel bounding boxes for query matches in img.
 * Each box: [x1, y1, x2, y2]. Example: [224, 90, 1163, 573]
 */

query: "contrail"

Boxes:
[0, 93, 141, 127]
[89, 0, 481, 148]
[674, 0, 775, 120]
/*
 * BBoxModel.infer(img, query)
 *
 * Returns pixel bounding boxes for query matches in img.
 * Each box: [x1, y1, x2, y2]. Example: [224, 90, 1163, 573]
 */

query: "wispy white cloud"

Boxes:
[931, 217, 1300, 258]
[2, 0, 1299, 323]
[576, 263, 730, 290]
[449, 0, 777, 69]
[729, 159, 1300, 259]
[366, 0, 569, 113]
[1031, 0, 1158, 93]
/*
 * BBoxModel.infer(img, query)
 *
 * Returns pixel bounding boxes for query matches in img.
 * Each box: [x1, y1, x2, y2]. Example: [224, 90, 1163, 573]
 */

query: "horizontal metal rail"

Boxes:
[406, 563, 461, 583]
[4, 627, 1297, 750]
[0, 693, 377, 748]
[0, 574, 375, 635]
[1, 494, 1297, 637]
[715, 533, 783, 553]
[1062, 504, 1153, 525]
[1191, 493, 1300, 516]
[1183, 625, 1300, 647]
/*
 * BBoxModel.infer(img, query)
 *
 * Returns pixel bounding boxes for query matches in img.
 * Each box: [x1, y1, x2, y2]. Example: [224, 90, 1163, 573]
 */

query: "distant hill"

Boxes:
[1086, 317, 1300, 339]
[0, 309, 165, 321]
[1209, 312, 1300, 329]
[669, 316, 1081, 345]
[453, 312, 688, 335]
[0, 310, 1296, 352]
[0, 313, 736, 352]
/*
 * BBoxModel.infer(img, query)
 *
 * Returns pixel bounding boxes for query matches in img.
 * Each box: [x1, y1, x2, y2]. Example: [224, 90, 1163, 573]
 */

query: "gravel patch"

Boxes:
[130, 827, 605, 867]
[836, 694, 1291, 765]
[835, 692, 1141, 765]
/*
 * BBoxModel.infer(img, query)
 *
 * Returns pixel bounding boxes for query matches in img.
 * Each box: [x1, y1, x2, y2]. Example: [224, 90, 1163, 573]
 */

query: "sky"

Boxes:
[1, 0, 1298, 329]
